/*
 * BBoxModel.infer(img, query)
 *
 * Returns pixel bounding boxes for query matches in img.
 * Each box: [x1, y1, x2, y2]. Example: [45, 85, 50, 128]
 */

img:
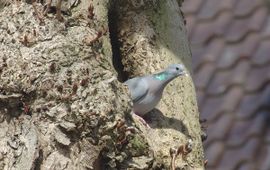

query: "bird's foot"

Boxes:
[133, 113, 150, 128]
[169, 139, 193, 170]
[170, 148, 177, 170]
[115, 119, 136, 145]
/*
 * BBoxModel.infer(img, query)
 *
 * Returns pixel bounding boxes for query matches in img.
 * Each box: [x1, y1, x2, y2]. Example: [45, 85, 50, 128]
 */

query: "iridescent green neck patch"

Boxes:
[154, 73, 167, 81]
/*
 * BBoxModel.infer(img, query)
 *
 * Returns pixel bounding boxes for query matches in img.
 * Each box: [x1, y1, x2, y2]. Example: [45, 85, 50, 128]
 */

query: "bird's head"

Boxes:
[154, 64, 188, 81]
[165, 64, 188, 77]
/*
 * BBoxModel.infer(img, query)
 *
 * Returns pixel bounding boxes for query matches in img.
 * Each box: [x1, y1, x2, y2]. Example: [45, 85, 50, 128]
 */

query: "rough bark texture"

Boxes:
[0, 0, 204, 169]
[112, 0, 204, 168]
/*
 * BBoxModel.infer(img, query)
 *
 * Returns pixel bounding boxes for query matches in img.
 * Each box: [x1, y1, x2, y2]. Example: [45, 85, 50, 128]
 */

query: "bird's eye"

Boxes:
[176, 67, 179, 70]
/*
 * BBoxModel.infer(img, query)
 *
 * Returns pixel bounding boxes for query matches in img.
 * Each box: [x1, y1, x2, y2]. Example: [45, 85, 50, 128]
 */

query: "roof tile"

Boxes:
[220, 87, 243, 111]
[230, 60, 251, 85]
[191, 45, 206, 70]
[207, 61, 250, 95]
[244, 111, 266, 136]
[240, 33, 260, 54]
[200, 96, 224, 121]
[245, 65, 270, 92]
[202, 88, 243, 121]
[198, 0, 236, 19]
[205, 168, 215, 170]
[216, 45, 250, 70]
[225, 8, 268, 42]
[238, 162, 257, 170]
[185, 15, 197, 36]
[234, 0, 263, 17]
[225, 18, 247, 42]
[260, 85, 270, 107]
[204, 141, 224, 167]
[226, 113, 265, 146]
[218, 137, 260, 169]
[257, 144, 270, 170]
[205, 112, 233, 141]
[248, 7, 268, 31]
[216, 33, 259, 69]
[192, 38, 225, 72]
[252, 39, 270, 66]
[264, 125, 270, 143]
[182, 0, 203, 14]
[206, 70, 231, 95]
[261, 17, 270, 38]
[183, 0, 270, 168]
[196, 90, 205, 108]
[203, 38, 225, 62]
[236, 92, 262, 120]
[191, 12, 232, 44]
[194, 63, 215, 90]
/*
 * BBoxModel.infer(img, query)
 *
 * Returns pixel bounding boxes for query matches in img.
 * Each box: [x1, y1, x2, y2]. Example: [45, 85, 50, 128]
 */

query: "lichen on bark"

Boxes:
[0, 0, 204, 169]
[112, 0, 204, 169]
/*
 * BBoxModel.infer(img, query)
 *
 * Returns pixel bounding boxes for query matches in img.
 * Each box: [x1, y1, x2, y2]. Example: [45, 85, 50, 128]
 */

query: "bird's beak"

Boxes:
[179, 71, 189, 77]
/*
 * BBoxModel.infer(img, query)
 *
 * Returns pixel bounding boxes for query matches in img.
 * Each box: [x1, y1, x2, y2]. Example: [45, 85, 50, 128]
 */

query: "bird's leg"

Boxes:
[170, 140, 193, 169]
[170, 148, 177, 170]
[43, 0, 52, 16]
[133, 112, 150, 128]
[56, 0, 63, 21]
[204, 159, 208, 167]
[114, 119, 136, 145]
[177, 139, 193, 160]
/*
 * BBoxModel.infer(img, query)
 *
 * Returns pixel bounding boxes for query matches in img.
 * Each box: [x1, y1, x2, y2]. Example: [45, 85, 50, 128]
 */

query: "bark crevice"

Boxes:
[108, 3, 128, 83]
[33, 149, 43, 170]
[0, 0, 204, 169]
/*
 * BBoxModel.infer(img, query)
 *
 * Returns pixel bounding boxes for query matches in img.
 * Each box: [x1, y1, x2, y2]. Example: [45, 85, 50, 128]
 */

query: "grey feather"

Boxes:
[125, 77, 149, 103]
[125, 64, 187, 116]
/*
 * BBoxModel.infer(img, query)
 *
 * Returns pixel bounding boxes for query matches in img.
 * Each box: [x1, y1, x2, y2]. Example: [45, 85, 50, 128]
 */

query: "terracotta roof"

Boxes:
[182, 0, 270, 169]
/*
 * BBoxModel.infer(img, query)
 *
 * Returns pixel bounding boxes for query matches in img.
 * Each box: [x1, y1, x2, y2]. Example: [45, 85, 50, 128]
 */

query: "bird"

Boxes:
[125, 64, 187, 125]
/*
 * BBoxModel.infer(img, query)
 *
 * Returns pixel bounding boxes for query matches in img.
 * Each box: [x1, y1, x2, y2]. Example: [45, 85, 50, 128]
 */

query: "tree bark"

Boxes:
[111, 0, 204, 168]
[0, 0, 204, 169]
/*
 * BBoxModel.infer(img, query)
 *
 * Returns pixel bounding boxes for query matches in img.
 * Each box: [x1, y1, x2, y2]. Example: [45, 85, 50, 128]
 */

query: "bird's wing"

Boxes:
[125, 77, 149, 103]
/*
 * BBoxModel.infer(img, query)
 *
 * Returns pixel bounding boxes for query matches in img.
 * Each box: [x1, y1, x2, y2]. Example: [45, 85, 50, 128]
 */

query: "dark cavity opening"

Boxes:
[108, 4, 128, 82]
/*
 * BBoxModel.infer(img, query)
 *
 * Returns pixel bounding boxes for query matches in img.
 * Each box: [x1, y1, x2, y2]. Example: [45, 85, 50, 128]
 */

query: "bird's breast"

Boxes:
[133, 90, 163, 116]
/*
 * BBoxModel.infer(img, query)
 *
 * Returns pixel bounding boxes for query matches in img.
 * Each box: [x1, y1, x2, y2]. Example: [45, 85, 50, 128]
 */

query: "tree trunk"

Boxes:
[0, 0, 204, 169]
